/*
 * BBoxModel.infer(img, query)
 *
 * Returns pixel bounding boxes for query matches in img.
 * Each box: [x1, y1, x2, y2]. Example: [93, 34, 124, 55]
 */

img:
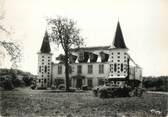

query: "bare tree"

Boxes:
[0, 1, 22, 68]
[0, 41, 22, 68]
[47, 16, 84, 91]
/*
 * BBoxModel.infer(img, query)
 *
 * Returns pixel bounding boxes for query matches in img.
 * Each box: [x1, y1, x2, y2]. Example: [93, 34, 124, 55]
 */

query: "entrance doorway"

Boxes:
[76, 78, 82, 89]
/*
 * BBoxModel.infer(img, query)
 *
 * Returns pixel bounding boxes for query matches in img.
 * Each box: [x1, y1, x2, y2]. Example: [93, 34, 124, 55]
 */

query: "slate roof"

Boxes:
[40, 31, 51, 53]
[70, 46, 110, 52]
[112, 21, 127, 48]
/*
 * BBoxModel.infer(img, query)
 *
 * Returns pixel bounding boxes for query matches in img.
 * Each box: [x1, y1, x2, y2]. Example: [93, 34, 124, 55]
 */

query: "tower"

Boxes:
[37, 31, 52, 89]
[108, 21, 129, 79]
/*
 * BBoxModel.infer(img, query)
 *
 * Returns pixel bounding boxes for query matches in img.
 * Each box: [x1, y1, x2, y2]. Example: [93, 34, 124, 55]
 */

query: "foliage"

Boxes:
[47, 16, 84, 91]
[13, 78, 22, 87]
[0, 68, 34, 89]
[1, 78, 14, 90]
[143, 76, 168, 92]
[23, 75, 33, 86]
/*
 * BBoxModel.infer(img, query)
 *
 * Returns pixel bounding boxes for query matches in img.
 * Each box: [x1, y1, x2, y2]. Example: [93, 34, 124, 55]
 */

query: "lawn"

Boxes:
[0, 88, 167, 117]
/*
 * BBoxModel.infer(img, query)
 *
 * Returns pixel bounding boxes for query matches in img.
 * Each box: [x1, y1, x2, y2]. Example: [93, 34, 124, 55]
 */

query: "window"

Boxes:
[87, 78, 93, 88]
[99, 64, 104, 74]
[79, 52, 84, 61]
[117, 52, 120, 55]
[55, 78, 64, 86]
[98, 78, 105, 85]
[58, 65, 62, 74]
[39, 66, 41, 72]
[117, 56, 120, 58]
[45, 65, 47, 73]
[77, 65, 82, 74]
[88, 65, 93, 74]
[121, 63, 123, 71]
[42, 56, 44, 58]
[44, 79, 46, 83]
[117, 60, 120, 62]
[114, 63, 117, 72]
[39, 79, 41, 83]
[110, 67, 113, 72]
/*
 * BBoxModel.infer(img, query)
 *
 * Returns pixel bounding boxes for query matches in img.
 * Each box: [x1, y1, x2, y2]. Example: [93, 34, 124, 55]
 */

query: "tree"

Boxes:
[47, 16, 84, 91]
[1, 76, 14, 90]
[0, 1, 22, 68]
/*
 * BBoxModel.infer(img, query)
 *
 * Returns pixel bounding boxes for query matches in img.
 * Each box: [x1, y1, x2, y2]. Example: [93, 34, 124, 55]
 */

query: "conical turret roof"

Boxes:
[40, 31, 51, 53]
[112, 21, 127, 49]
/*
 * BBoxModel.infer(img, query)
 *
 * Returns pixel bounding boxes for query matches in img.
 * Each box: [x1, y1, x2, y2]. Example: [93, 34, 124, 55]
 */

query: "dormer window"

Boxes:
[100, 51, 109, 62]
[89, 53, 98, 62]
[79, 52, 84, 61]
[78, 51, 89, 63]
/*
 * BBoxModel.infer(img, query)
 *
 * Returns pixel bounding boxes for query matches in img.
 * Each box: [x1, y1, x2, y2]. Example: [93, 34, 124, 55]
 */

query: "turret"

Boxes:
[37, 31, 52, 89]
[108, 21, 129, 78]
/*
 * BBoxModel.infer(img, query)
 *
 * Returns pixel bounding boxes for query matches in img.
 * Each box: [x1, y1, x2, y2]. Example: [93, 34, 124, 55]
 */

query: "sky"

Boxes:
[0, 0, 168, 76]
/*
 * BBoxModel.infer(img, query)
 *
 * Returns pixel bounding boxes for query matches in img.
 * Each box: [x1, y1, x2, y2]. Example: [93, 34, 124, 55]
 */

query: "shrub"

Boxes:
[13, 78, 22, 87]
[51, 85, 56, 90]
[2, 79, 14, 90]
[98, 88, 108, 98]
[58, 84, 65, 90]
[82, 85, 88, 90]
[23, 76, 33, 86]
[69, 87, 76, 92]
[37, 87, 47, 90]
[31, 84, 36, 90]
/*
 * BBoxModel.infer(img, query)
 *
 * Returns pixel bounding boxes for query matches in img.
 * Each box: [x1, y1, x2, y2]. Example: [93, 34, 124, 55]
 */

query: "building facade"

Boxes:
[37, 22, 142, 89]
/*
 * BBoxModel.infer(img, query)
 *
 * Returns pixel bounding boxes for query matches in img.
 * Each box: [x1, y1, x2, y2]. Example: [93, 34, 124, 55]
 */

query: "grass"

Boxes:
[0, 88, 167, 117]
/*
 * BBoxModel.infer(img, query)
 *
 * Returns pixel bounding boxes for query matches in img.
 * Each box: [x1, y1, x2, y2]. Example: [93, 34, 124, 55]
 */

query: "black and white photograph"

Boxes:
[0, 0, 168, 116]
